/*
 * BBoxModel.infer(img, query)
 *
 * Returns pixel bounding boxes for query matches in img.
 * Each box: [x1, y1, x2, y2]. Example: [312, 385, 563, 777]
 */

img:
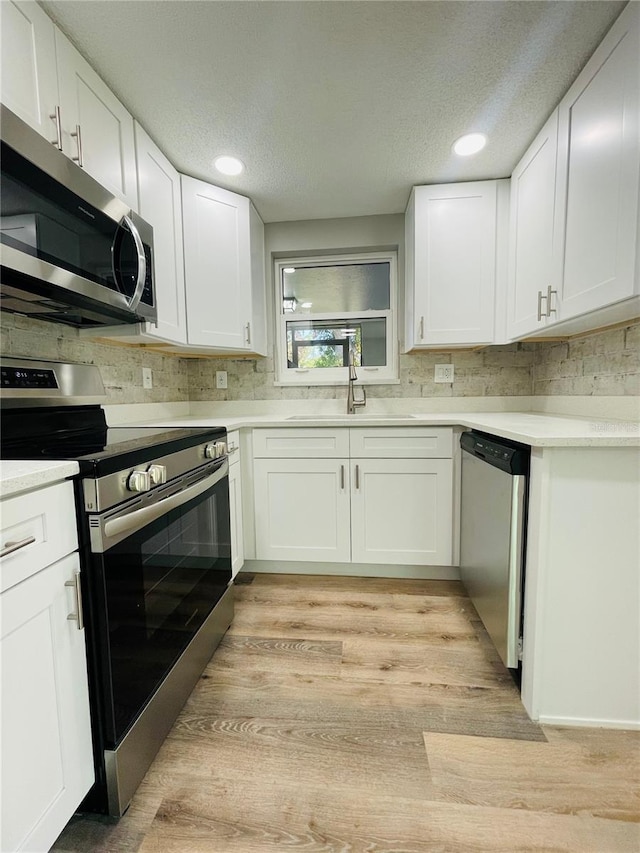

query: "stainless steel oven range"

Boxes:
[0, 357, 233, 816]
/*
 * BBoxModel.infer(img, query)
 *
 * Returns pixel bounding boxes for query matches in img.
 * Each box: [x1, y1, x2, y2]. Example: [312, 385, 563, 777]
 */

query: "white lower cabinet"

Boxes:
[253, 458, 351, 562]
[228, 431, 245, 577]
[1, 481, 94, 853]
[351, 458, 453, 565]
[252, 428, 454, 567]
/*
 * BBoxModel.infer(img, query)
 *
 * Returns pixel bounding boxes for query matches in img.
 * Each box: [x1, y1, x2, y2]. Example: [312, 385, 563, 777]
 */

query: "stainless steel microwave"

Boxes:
[0, 105, 156, 328]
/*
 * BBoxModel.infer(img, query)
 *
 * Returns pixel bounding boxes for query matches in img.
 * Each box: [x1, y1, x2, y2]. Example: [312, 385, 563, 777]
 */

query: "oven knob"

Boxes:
[127, 470, 151, 492]
[205, 441, 227, 459]
[148, 464, 167, 486]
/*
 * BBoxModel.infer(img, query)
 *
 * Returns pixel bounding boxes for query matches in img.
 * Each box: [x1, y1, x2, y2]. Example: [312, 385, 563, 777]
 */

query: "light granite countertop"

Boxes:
[0, 460, 80, 499]
[111, 410, 640, 447]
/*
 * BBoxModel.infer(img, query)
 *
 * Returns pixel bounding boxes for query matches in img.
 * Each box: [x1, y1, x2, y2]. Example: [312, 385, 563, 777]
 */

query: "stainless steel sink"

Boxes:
[287, 414, 417, 420]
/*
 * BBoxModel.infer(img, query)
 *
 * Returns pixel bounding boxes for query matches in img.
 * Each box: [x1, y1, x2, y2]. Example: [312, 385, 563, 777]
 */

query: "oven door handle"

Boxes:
[100, 461, 228, 549]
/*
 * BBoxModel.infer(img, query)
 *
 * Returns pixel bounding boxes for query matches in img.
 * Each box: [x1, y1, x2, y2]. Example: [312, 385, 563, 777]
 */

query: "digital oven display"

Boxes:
[1, 366, 59, 389]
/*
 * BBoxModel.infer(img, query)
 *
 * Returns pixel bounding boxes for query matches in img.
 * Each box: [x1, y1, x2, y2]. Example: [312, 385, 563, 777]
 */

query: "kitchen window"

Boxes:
[275, 253, 398, 385]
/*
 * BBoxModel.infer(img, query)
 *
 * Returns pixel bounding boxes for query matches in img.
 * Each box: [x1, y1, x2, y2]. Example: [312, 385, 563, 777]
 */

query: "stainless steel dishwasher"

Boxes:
[459, 431, 530, 671]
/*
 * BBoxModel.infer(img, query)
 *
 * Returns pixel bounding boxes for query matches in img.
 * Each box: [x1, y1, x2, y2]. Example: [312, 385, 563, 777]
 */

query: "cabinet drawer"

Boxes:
[253, 428, 349, 458]
[349, 427, 453, 458]
[227, 430, 241, 467]
[0, 481, 77, 594]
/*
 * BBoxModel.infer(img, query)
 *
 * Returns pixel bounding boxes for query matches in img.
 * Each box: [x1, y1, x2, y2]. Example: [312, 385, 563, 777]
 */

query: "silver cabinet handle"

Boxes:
[0, 535, 36, 559]
[546, 285, 557, 316]
[354, 464, 360, 490]
[50, 106, 62, 150]
[537, 290, 548, 321]
[65, 571, 84, 630]
[228, 442, 239, 454]
[340, 464, 345, 490]
[245, 322, 251, 345]
[419, 316, 424, 341]
[70, 124, 83, 167]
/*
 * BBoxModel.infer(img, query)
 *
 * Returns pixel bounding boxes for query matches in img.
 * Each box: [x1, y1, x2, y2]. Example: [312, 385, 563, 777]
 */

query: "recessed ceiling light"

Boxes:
[214, 156, 244, 176]
[301, 302, 313, 308]
[283, 267, 296, 274]
[452, 133, 487, 156]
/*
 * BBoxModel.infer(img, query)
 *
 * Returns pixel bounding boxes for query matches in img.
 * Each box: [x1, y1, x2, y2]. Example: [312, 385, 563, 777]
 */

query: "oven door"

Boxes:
[86, 459, 231, 746]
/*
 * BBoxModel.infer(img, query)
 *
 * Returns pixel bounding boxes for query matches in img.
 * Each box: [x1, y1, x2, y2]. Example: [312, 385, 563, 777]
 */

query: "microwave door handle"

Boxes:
[112, 215, 147, 312]
[100, 461, 228, 548]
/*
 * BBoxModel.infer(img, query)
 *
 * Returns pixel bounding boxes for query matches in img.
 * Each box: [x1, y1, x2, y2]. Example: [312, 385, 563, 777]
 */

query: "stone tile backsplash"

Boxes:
[0, 314, 190, 403]
[531, 323, 639, 396]
[2, 313, 638, 403]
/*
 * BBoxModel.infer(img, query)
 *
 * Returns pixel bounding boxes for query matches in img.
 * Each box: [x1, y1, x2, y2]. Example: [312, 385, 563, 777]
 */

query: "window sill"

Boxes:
[274, 377, 401, 387]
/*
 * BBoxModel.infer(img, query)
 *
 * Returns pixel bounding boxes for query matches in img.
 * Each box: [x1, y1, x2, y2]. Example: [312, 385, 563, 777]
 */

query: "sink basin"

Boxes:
[287, 414, 416, 420]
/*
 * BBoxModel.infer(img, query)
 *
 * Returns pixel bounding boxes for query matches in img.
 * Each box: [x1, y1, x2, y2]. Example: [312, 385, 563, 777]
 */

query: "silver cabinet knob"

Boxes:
[148, 464, 167, 486]
[127, 469, 151, 492]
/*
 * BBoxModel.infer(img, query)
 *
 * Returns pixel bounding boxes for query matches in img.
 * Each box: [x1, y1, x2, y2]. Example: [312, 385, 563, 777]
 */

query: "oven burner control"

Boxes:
[204, 440, 227, 460]
[147, 464, 167, 485]
[127, 469, 151, 493]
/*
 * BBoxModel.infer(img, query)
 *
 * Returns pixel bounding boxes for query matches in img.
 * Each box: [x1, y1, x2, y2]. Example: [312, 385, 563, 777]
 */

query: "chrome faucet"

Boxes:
[347, 351, 366, 415]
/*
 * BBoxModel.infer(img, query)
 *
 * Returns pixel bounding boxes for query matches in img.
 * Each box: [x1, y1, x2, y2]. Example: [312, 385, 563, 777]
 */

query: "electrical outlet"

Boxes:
[434, 364, 454, 383]
[216, 371, 228, 390]
[142, 367, 153, 389]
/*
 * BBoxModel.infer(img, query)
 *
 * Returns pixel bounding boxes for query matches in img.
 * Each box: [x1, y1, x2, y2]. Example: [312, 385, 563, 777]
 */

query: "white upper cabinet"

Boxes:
[182, 175, 267, 353]
[0, 0, 59, 141]
[134, 123, 187, 344]
[1, 3, 138, 209]
[507, 110, 560, 339]
[405, 180, 506, 349]
[553, 2, 639, 323]
[249, 202, 268, 357]
[54, 29, 138, 209]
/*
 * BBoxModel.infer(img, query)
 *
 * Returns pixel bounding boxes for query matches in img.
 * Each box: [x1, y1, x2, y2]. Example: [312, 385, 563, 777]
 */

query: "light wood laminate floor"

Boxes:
[53, 574, 640, 852]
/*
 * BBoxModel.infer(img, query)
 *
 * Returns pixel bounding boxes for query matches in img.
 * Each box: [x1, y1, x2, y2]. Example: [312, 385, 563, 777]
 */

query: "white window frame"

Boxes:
[274, 251, 399, 386]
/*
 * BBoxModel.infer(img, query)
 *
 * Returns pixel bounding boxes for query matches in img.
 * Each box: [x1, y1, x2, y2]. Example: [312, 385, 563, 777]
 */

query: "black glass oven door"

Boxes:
[89, 462, 231, 745]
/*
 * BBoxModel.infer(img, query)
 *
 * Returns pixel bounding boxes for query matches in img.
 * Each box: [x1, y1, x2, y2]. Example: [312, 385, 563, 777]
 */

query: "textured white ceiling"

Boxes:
[41, 0, 627, 223]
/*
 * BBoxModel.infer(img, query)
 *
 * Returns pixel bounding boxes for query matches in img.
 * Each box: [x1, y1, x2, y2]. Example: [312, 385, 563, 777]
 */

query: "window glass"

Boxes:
[282, 262, 390, 314]
[286, 318, 387, 369]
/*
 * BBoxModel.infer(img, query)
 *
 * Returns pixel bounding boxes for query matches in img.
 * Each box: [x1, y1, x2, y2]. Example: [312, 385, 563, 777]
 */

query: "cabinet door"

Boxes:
[248, 203, 268, 356]
[55, 29, 138, 209]
[134, 123, 187, 343]
[229, 460, 245, 577]
[554, 3, 639, 321]
[1, 553, 94, 853]
[182, 175, 252, 349]
[253, 458, 351, 562]
[409, 182, 498, 347]
[350, 459, 453, 565]
[0, 0, 59, 141]
[508, 111, 560, 339]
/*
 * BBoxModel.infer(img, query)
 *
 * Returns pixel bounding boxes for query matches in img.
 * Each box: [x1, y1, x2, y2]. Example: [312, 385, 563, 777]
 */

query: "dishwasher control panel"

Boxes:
[460, 430, 530, 475]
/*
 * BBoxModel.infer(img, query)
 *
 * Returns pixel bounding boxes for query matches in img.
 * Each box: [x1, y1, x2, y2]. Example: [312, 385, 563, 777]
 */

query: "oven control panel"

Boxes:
[1, 366, 59, 389]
